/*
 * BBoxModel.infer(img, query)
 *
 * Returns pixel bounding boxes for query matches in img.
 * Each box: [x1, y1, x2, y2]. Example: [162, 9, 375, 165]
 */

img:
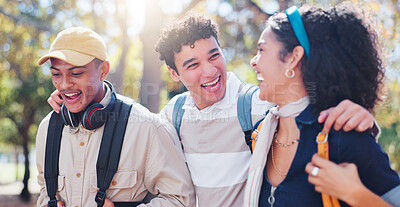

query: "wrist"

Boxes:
[344, 184, 367, 206]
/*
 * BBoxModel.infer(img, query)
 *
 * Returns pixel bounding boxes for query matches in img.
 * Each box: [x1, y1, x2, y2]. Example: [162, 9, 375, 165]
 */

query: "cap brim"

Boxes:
[37, 50, 95, 66]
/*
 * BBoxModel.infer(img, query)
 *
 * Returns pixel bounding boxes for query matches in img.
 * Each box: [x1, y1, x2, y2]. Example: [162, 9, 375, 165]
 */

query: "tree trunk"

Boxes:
[139, 0, 164, 112]
[20, 131, 31, 201]
[19, 108, 35, 201]
[15, 148, 19, 181]
[107, 0, 130, 93]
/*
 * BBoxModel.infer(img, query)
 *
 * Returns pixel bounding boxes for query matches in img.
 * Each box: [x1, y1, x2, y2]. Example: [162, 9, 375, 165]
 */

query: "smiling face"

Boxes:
[250, 27, 306, 105]
[251, 27, 288, 103]
[50, 58, 108, 113]
[168, 37, 227, 110]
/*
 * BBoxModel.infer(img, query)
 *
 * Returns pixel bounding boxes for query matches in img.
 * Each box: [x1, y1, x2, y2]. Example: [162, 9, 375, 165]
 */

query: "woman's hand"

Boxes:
[305, 154, 391, 207]
[305, 154, 363, 201]
[47, 90, 63, 113]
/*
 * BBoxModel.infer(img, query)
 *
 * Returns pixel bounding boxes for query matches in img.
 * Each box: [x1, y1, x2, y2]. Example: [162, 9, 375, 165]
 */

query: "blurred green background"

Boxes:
[0, 0, 399, 202]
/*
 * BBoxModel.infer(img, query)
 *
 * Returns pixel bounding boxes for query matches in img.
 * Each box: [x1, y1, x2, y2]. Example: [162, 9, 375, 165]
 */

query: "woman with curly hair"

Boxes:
[244, 3, 400, 207]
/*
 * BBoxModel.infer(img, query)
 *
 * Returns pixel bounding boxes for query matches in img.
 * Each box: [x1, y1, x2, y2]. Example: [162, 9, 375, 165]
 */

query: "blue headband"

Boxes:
[285, 6, 310, 58]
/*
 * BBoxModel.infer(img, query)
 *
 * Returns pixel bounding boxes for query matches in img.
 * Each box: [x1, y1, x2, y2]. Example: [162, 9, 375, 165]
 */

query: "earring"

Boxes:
[285, 69, 295, 78]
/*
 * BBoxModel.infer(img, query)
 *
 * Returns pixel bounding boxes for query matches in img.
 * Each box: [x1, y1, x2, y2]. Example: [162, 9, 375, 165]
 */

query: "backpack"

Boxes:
[44, 97, 140, 207]
[172, 83, 259, 152]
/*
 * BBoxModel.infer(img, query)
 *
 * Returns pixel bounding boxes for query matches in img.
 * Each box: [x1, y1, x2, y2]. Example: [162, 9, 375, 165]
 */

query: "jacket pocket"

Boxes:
[90, 170, 137, 200]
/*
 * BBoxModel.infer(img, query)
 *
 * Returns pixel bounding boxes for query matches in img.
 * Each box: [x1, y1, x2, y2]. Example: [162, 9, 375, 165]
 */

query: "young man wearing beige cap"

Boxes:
[35, 27, 195, 207]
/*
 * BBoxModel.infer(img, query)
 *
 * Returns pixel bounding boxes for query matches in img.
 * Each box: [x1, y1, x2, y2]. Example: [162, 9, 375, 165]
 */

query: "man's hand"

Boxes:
[318, 99, 374, 132]
[103, 197, 115, 207]
[43, 198, 114, 207]
[44, 201, 65, 207]
[48, 90, 63, 114]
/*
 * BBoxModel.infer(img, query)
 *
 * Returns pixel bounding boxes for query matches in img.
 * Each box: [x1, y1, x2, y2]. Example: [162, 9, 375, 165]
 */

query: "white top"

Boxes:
[160, 72, 274, 207]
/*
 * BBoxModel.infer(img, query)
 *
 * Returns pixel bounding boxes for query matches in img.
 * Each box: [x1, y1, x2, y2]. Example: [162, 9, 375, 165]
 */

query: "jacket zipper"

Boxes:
[268, 186, 277, 207]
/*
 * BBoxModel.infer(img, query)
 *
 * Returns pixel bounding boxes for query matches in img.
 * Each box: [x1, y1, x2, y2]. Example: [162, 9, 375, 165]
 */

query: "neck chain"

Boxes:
[274, 130, 299, 148]
[270, 131, 288, 176]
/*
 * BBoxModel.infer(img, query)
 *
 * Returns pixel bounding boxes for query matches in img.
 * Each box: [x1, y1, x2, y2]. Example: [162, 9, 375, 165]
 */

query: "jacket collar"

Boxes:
[295, 104, 318, 127]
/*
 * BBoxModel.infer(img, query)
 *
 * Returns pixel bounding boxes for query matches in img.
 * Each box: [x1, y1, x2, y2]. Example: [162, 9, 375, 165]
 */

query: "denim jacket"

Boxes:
[257, 104, 400, 207]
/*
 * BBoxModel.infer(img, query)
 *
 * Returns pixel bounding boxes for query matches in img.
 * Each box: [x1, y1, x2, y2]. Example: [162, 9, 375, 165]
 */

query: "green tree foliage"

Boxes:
[0, 0, 65, 199]
[0, 1, 399, 201]
[376, 81, 400, 172]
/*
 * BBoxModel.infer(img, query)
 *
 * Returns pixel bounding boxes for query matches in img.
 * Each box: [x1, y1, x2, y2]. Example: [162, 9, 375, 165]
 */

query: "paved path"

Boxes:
[0, 194, 38, 207]
[0, 181, 40, 207]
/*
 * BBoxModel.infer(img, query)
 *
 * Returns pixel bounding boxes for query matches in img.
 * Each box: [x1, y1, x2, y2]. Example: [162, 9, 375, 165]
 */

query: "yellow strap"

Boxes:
[251, 121, 263, 150]
[252, 124, 340, 207]
[317, 129, 341, 207]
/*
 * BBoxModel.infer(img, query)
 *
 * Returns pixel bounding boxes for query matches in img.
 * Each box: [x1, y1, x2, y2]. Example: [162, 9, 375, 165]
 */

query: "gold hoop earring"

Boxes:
[285, 69, 295, 78]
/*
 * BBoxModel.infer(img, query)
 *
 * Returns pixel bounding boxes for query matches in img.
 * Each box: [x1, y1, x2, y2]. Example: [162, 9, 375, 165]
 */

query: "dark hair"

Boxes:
[94, 58, 104, 68]
[155, 12, 220, 72]
[268, 2, 384, 113]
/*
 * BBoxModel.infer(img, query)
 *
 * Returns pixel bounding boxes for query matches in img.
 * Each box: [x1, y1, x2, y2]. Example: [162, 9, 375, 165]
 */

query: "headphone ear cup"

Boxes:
[82, 103, 105, 130]
[60, 103, 80, 128]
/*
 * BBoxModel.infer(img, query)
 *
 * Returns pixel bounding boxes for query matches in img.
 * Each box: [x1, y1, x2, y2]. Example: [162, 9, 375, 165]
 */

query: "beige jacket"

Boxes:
[36, 91, 195, 207]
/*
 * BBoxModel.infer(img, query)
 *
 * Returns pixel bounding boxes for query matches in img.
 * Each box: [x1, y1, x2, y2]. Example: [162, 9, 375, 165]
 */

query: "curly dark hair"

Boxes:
[155, 12, 220, 72]
[268, 2, 384, 113]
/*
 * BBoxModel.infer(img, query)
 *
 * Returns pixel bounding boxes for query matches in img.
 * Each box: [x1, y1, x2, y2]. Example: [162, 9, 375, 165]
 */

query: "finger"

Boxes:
[341, 112, 364, 132]
[305, 162, 315, 174]
[314, 186, 325, 193]
[318, 110, 329, 123]
[354, 115, 374, 132]
[311, 154, 336, 169]
[324, 100, 353, 131]
[308, 173, 318, 185]
[332, 105, 359, 131]
[104, 197, 115, 207]
[48, 97, 62, 114]
[308, 173, 323, 187]
[338, 162, 351, 167]
[51, 90, 63, 105]
[57, 201, 65, 207]
[320, 107, 337, 131]
[342, 162, 358, 171]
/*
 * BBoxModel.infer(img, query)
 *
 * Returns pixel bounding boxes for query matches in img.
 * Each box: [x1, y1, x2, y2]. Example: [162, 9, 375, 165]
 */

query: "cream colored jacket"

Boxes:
[36, 91, 195, 207]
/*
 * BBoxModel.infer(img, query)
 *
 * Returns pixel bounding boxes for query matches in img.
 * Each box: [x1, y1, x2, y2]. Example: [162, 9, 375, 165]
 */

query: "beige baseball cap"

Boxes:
[38, 27, 107, 66]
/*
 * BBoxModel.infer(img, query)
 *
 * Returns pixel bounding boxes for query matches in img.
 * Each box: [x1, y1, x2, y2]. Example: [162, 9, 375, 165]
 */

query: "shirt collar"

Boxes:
[100, 82, 112, 106]
[182, 72, 242, 112]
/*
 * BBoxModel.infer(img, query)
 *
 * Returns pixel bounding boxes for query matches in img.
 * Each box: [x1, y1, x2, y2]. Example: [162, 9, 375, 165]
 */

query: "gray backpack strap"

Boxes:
[172, 94, 188, 141]
[237, 84, 259, 153]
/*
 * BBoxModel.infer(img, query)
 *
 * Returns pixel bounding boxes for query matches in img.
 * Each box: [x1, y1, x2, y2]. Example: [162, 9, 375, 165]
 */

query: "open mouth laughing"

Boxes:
[256, 73, 264, 81]
[201, 76, 221, 90]
[63, 91, 82, 101]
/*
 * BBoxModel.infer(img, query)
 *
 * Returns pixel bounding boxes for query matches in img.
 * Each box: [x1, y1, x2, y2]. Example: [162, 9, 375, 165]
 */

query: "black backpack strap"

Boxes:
[44, 112, 65, 207]
[95, 99, 132, 207]
[113, 201, 143, 207]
